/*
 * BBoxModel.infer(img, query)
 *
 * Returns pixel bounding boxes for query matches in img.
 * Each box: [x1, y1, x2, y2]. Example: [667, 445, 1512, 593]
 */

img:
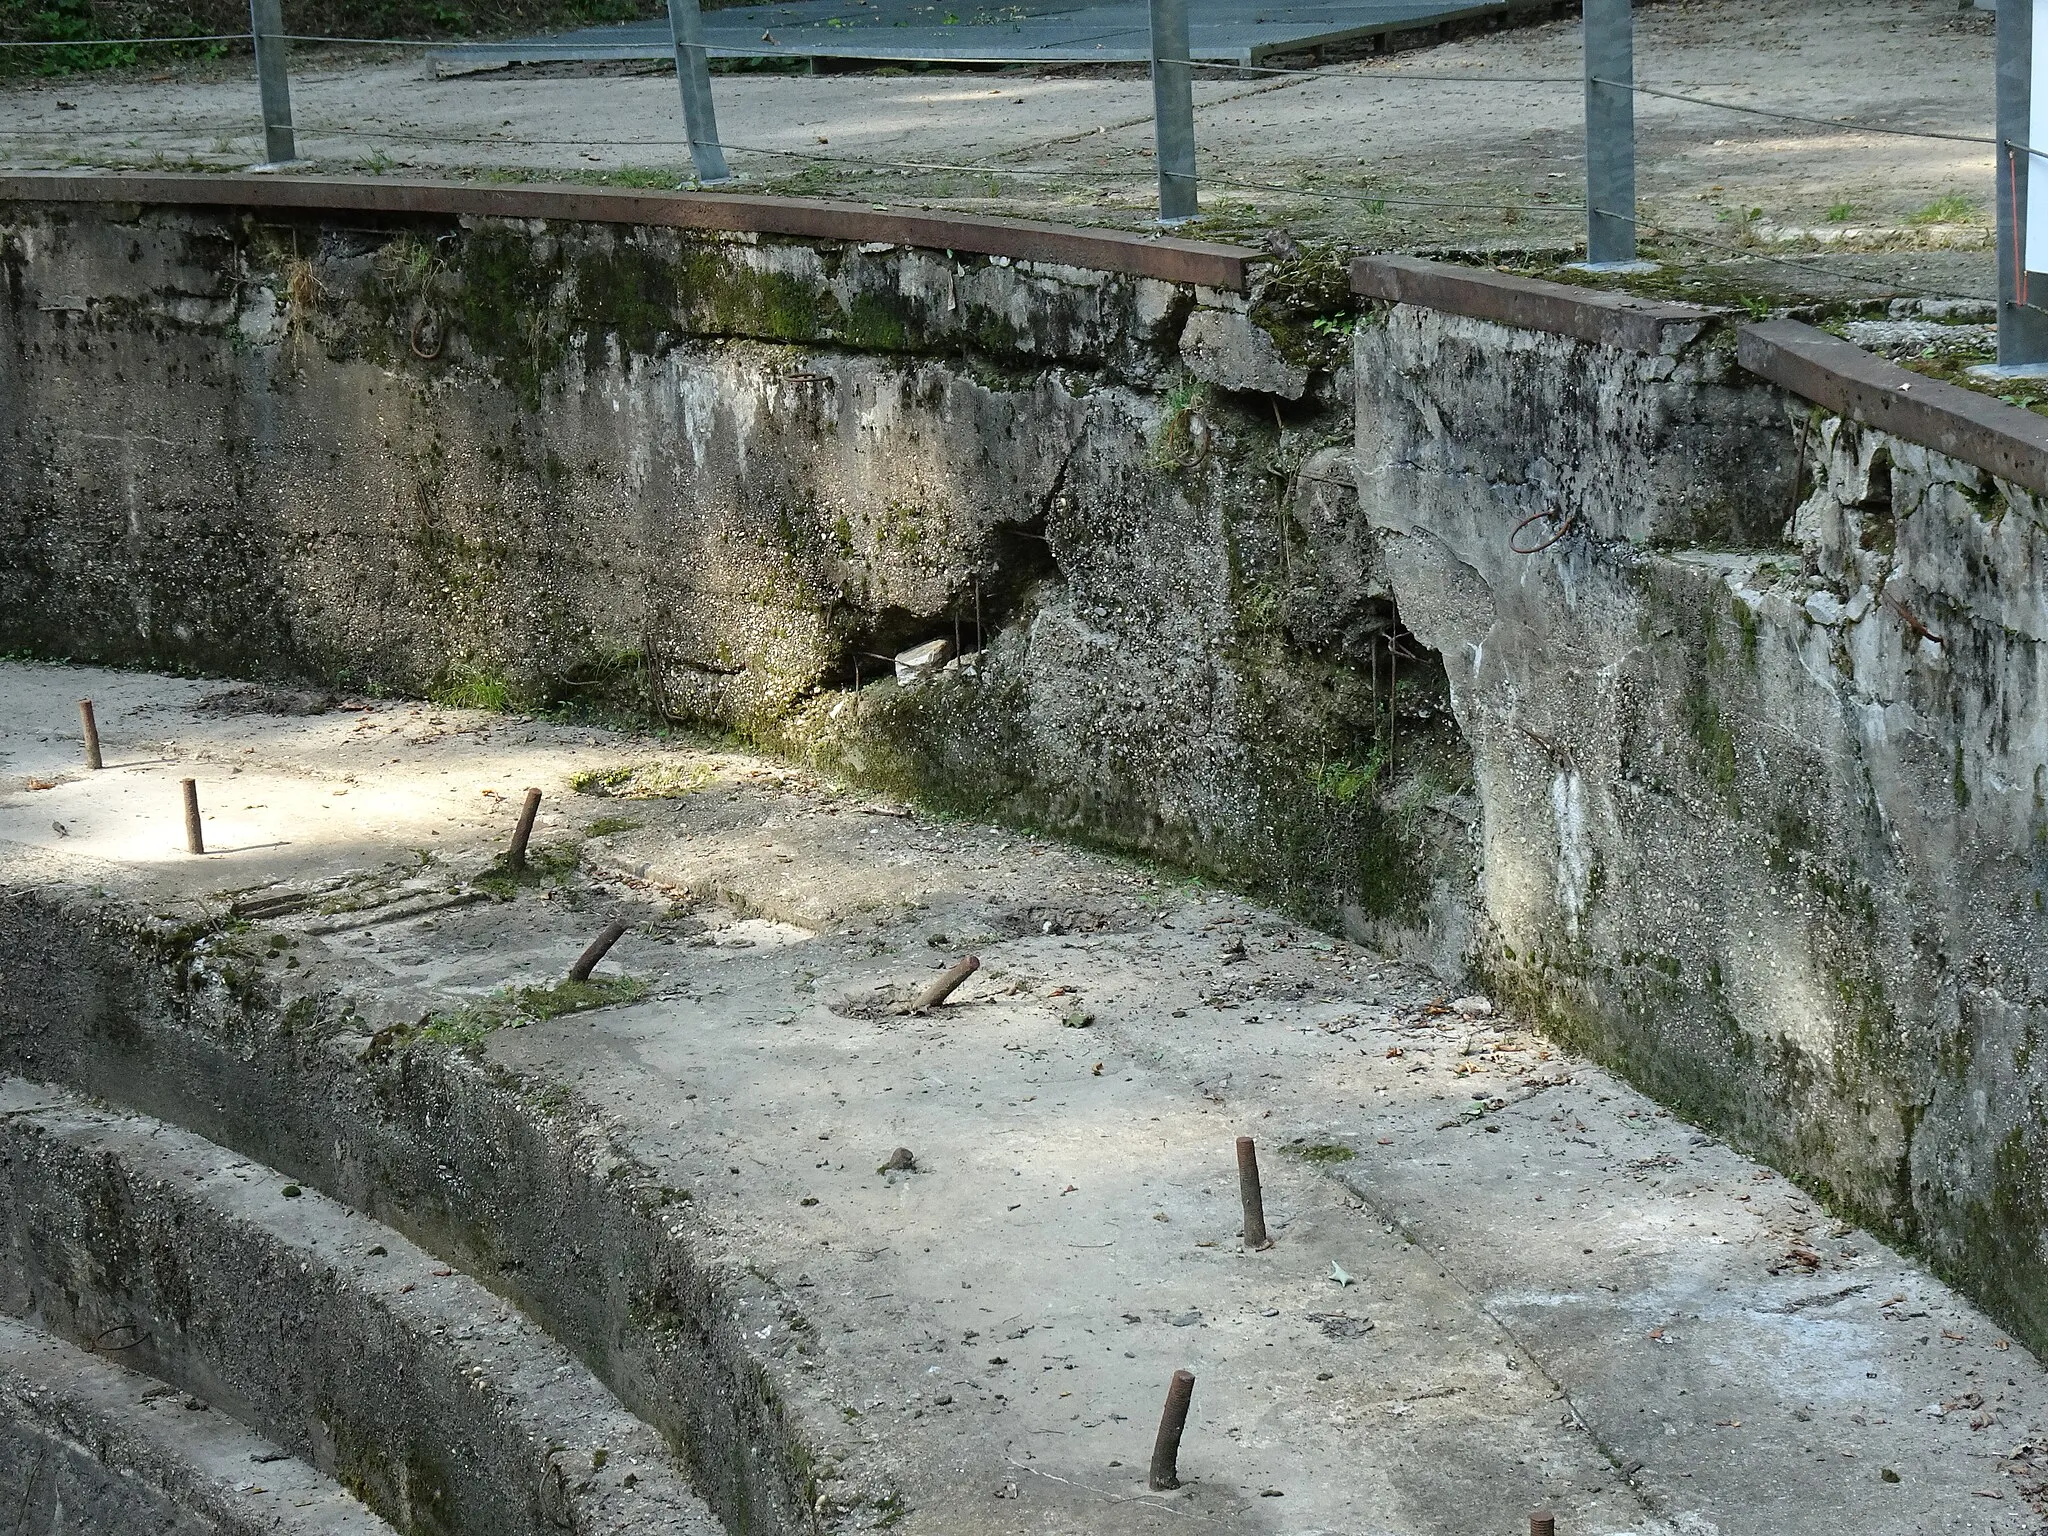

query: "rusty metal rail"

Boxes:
[0, 172, 1256, 292]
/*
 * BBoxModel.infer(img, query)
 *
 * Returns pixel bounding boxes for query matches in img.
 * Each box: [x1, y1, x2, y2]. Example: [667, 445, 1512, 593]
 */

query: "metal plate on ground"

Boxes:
[429, 0, 1524, 73]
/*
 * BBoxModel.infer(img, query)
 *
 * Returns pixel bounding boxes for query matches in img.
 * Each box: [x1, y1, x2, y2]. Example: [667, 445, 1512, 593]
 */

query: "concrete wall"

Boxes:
[0, 194, 1472, 964]
[4, 188, 2045, 1350]
[1357, 301, 2048, 1343]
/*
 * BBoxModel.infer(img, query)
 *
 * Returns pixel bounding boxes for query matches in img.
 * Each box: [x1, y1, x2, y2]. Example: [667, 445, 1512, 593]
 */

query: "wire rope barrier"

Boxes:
[0, 10, 2021, 321]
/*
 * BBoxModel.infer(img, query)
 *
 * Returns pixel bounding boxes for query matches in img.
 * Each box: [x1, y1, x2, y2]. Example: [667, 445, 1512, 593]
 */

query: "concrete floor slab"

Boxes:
[433, 0, 1503, 70]
[3, 659, 2045, 1534]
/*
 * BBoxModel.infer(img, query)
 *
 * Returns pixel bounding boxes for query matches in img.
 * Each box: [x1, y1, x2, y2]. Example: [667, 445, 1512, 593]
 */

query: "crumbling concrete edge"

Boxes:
[1737, 316, 2048, 497]
[0, 1312, 395, 1536]
[0, 1085, 720, 1536]
[1349, 253, 1722, 356]
[1350, 253, 2048, 499]
[0, 173, 1257, 292]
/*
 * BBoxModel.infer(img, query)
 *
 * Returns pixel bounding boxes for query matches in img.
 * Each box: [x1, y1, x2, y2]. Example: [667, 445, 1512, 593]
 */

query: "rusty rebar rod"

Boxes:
[568, 920, 629, 983]
[78, 699, 102, 771]
[181, 779, 204, 855]
[507, 786, 542, 870]
[1147, 1369, 1195, 1491]
[1530, 1512, 1557, 1536]
[1237, 1135, 1269, 1250]
[909, 954, 979, 1012]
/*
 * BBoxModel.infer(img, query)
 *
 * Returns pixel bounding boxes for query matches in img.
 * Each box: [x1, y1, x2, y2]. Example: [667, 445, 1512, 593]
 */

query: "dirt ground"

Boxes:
[0, 0, 2005, 301]
[5, 659, 2046, 1534]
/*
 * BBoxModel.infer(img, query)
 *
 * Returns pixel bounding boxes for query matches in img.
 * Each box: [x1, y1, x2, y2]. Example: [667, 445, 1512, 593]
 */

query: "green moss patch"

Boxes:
[414, 973, 652, 1049]
[569, 761, 717, 799]
[471, 842, 582, 899]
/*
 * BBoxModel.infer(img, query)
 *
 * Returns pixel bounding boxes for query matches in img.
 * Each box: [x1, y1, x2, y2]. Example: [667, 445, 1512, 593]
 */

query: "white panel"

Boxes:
[2030, 0, 2048, 271]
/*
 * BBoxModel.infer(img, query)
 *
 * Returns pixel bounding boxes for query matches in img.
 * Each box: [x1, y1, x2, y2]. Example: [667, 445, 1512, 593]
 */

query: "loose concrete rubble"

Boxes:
[1180, 310, 1313, 401]
[3, 661, 2043, 1535]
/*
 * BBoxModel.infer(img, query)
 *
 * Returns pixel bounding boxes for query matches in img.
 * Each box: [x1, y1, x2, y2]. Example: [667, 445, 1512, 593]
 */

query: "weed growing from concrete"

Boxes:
[471, 841, 581, 899]
[569, 761, 716, 799]
[1909, 193, 1978, 225]
[416, 973, 652, 1050]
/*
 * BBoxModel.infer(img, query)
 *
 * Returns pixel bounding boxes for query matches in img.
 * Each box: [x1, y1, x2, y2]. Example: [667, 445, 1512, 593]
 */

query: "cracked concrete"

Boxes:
[2, 659, 2043, 1534]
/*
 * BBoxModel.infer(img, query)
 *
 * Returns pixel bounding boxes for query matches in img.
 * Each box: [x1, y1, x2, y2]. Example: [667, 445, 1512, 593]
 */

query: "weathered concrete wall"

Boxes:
[8, 193, 2045, 1354]
[0, 200, 1472, 962]
[1357, 305, 2048, 1343]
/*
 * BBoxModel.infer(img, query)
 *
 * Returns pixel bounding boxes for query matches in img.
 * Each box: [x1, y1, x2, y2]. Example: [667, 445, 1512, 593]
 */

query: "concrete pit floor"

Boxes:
[2, 658, 2045, 1535]
[0, 0, 2004, 302]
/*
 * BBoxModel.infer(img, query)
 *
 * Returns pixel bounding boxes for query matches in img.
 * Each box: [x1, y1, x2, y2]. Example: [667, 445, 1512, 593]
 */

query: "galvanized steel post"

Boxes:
[668, 0, 732, 184]
[248, 0, 296, 167]
[1582, 0, 1637, 265]
[1996, 0, 2048, 365]
[1149, 0, 1197, 223]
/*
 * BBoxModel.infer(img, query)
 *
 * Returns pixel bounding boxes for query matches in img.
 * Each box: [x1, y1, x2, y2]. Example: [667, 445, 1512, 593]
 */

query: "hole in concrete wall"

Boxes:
[824, 514, 1059, 686]
[1858, 447, 1897, 554]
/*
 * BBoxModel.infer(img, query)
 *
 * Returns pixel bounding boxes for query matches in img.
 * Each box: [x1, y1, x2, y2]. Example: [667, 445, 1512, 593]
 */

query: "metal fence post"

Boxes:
[668, 0, 731, 185]
[248, 0, 295, 167]
[1582, 0, 1636, 265]
[1995, 0, 2048, 367]
[1149, 0, 1197, 223]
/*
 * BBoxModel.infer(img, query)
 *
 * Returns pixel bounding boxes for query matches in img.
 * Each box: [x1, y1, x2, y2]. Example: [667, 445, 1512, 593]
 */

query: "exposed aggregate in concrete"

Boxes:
[0, 1312, 393, 1536]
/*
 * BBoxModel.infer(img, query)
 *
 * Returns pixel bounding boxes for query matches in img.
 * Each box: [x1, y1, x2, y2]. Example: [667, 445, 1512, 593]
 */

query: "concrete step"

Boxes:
[0, 1311, 391, 1536]
[0, 1078, 722, 1536]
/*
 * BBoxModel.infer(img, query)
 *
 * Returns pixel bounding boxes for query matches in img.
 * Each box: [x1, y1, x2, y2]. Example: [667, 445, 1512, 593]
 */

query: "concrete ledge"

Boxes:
[0, 172, 1255, 291]
[1349, 254, 1719, 355]
[1738, 316, 2048, 497]
[0, 1314, 392, 1536]
[0, 1081, 721, 1536]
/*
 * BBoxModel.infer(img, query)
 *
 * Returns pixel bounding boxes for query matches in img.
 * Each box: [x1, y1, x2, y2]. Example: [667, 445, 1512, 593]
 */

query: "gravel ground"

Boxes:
[0, 0, 2006, 300]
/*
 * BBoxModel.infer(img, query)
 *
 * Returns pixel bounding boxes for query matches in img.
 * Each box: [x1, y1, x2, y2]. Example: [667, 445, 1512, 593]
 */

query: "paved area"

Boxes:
[0, 0, 2003, 300]
[434, 0, 1496, 70]
[4, 658, 2046, 1534]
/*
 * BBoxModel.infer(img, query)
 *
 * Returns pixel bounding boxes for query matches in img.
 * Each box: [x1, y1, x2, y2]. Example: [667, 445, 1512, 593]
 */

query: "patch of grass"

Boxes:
[1150, 379, 1210, 469]
[1285, 1142, 1355, 1164]
[1824, 201, 1856, 223]
[415, 973, 652, 1050]
[585, 814, 643, 837]
[1909, 193, 1978, 226]
[568, 760, 715, 799]
[1311, 754, 1383, 804]
[431, 662, 515, 712]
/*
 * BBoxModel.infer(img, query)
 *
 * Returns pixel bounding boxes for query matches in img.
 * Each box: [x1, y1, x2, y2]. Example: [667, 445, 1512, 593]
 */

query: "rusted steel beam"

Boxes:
[1738, 318, 2048, 499]
[1350, 253, 1716, 356]
[0, 172, 1255, 291]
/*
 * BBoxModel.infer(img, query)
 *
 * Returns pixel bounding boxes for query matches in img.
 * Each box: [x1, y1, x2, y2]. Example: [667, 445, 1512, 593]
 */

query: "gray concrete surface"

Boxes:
[0, 0, 2005, 292]
[1357, 300, 2048, 1352]
[2, 659, 2043, 1534]
[438, 0, 1498, 69]
[0, 1071, 722, 1536]
[0, 1314, 393, 1536]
